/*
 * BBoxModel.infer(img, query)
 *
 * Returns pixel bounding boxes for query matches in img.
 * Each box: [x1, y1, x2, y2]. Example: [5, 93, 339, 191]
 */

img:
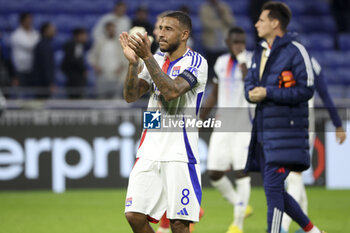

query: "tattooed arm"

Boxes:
[120, 32, 149, 103]
[123, 63, 150, 103]
[143, 56, 190, 101]
[128, 32, 191, 102]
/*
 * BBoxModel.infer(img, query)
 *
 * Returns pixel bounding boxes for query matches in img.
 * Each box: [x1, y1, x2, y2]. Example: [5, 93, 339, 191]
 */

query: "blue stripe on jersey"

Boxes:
[194, 54, 198, 67]
[182, 118, 197, 164]
[191, 54, 194, 66]
[156, 52, 165, 57]
[187, 163, 202, 205]
[196, 92, 204, 116]
[197, 55, 202, 68]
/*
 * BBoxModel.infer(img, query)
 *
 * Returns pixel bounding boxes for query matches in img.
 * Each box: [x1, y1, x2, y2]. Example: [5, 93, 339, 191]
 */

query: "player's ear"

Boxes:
[271, 19, 279, 30]
[182, 29, 190, 41]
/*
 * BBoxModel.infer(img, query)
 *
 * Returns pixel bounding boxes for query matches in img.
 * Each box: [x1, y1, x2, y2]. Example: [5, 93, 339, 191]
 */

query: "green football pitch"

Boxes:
[0, 187, 349, 233]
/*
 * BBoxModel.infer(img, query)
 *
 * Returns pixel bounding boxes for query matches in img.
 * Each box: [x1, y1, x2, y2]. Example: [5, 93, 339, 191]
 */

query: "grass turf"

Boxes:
[0, 187, 349, 233]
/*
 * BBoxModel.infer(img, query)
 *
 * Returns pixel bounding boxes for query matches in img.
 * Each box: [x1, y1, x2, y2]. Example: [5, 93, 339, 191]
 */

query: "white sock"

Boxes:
[300, 180, 308, 214]
[281, 172, 305, 231]
[210, 176, 236, 205]
[306, 226, 321, 233]
[233, 176, 251, 230]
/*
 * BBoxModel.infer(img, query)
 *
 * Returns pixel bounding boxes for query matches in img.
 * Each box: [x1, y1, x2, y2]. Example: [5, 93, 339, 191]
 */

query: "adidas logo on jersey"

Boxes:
[177, 207, 189, 216]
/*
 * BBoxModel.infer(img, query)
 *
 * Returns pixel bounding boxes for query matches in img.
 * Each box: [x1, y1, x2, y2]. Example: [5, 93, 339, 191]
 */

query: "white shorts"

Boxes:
[125, 157, 202, 223]
[207, 132, 251, 171]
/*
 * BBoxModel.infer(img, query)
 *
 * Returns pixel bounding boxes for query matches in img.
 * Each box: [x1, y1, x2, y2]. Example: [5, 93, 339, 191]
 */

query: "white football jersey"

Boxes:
[213, 52, 254, 132]
[214, 52, 252, 108]
[137, 49, 208, 163]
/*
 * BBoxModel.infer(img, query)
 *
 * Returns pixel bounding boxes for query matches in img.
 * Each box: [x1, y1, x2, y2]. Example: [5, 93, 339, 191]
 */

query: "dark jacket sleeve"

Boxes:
[314, 62, 342, 128]
[244, 53, 258, 103]
[265, 46, 314, 105]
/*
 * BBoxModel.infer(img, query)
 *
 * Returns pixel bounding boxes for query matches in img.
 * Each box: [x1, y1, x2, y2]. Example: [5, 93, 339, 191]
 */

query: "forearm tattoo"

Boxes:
[124, 64, 140, 99]
[144, 56, 176, 98]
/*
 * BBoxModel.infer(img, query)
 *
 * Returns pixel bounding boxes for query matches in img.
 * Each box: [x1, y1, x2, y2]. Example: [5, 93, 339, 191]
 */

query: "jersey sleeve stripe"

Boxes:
[193, 54, 198, 67]
[197, 55, 202, 68]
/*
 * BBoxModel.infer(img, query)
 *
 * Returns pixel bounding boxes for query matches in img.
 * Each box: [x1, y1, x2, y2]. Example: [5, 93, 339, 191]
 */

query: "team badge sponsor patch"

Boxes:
[172, 66, 181, 76]
[126, 197, 132, 207]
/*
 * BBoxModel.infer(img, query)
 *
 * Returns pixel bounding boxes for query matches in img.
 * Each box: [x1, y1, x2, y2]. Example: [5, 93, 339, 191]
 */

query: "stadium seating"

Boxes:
[323, 51, 350, 69]
[323, 68, 342, 85]
[297, 16, 337, 33]
[287, 20, 303, 33]
[0, 0, 348, 103]
[299, 33, 334, 51]
[235, 15, 254, 33]
[338, 33, 350, 51]
[336, 68, 350, 85]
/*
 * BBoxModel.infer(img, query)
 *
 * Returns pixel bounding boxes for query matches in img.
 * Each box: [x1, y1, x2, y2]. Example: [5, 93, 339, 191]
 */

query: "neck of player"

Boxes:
[168, 43, 187, 62]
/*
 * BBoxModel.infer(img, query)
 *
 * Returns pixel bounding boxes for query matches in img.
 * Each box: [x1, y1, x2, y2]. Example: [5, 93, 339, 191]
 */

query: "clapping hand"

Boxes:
[128, 32, 153, 60]
[119, 32, 139, 65]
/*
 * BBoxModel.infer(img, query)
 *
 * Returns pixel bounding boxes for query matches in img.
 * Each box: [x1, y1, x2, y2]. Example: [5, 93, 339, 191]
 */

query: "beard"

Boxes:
[159, 40, 180, 53]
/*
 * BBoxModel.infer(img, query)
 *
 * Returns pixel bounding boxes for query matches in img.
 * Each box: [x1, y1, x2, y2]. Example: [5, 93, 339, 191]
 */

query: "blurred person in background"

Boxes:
[92, 1, 131, 41]
[280, 57, 347, 233]
[88, 21, 127, 98]
[0, 33, 16, 98]
[61, 28, 88, 99]
[10, 12, 39, 90]
[32, 22, 56, 98]
[331, 0, 350, 33]
[200, 0, 235, 80]
[200, 26, 253, 233]
[132, 6, 153, 36]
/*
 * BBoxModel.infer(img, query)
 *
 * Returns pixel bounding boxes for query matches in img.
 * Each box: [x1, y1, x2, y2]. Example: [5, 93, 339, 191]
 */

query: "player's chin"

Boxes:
[257, 31, 264, 38]
[159, 44, 169, 52]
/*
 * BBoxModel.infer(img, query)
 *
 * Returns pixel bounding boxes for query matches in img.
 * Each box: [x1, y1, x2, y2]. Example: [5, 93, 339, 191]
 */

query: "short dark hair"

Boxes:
[228, 26, 245, 36]
[262, 1, 291, 32]
[162, 11, 192, 32]
[40, 22, 52, 36]
[19, 12, 32, 23]
[73, 28, 86, 36]
[136, 5, 148, 13]
[114, 1, 126, 7]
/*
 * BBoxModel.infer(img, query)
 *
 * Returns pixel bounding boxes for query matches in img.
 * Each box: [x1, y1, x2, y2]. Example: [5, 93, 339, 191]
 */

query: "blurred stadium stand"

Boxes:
[0, 0, 348, 105]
